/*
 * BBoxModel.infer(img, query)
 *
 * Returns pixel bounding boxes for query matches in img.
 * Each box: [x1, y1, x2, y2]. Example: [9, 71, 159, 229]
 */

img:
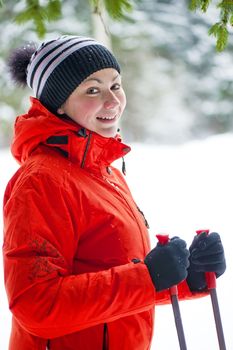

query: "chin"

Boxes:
[98, 128, 117, 138]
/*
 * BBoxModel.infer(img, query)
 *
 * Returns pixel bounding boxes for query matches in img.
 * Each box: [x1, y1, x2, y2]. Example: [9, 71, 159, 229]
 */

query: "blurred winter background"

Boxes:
[0, 0, 233, 349]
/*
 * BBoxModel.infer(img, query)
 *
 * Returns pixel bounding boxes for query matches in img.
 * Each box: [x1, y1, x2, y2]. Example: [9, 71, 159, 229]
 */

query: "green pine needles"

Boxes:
[189, 0, 233, 51]
[0, 0, 134, 37]
[90, 0, 133, 20]
[14, 0, 62, 37]
[0, 0, 232, 51]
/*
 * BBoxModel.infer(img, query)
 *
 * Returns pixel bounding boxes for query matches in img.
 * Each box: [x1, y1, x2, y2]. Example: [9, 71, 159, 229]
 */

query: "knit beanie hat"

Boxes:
[8, 35, 121, 113]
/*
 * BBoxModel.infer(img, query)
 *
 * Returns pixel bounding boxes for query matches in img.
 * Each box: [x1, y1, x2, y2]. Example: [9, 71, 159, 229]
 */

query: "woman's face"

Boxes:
[57, 68, 126, 138]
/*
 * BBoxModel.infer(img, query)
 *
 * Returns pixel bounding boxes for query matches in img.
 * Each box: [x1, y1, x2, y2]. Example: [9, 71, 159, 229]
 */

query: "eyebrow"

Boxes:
[84, 74, 120, 84]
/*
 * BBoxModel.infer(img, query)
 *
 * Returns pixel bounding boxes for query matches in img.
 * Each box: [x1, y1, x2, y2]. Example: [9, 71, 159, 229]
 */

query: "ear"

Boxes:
[57, 107, 65, 115]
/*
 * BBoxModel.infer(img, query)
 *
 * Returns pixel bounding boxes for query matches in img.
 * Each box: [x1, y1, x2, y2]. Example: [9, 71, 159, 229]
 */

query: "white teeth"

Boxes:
[97, 116, 115, 120]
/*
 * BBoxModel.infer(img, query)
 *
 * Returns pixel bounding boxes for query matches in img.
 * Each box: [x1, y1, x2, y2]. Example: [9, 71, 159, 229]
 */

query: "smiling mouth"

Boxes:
[96, 115, 117, 121]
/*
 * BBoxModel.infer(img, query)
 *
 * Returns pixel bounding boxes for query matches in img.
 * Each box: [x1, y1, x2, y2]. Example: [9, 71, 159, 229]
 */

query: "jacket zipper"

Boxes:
[103, 323, 108, 350]
[81, 132, 92, 168]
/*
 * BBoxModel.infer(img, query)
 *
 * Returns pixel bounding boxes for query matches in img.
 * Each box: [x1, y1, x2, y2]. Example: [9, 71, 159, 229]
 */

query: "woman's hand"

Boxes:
[187, 232, 226, 291]
[144, 237, 190, 292]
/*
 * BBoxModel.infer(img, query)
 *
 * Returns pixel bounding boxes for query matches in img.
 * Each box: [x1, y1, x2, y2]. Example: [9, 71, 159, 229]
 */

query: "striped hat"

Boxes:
[9, 35, 121, 113]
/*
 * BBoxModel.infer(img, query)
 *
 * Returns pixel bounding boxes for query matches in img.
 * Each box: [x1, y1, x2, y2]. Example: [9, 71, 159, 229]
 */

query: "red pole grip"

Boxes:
[206, 272, 217, 289]
[156, 234, 169, 245]
[196, 229, 209, 235]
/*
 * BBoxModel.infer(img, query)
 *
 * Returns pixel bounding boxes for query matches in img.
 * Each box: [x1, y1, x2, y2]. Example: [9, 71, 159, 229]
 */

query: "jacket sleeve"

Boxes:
[3, 173, 157, 339]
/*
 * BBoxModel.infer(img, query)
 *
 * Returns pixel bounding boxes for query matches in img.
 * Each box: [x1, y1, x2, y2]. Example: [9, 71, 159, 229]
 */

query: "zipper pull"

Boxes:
[77, 127, 87, 138]
[136, 205, 150, 229]
[122, 157, 126, 175]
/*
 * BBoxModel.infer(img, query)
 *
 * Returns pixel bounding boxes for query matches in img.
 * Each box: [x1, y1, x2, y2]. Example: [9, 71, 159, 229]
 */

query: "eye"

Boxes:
[111, 83, 121, 91]
[86, 87, 99, 95]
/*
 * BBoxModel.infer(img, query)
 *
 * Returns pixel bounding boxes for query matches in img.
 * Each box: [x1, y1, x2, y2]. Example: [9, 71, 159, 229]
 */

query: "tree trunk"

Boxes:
[91, 0, 112, 49]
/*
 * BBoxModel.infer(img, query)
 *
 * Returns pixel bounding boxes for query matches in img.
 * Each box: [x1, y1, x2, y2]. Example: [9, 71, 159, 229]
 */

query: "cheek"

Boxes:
[119, 90, 127, 111]
[78, 100, 100, 115]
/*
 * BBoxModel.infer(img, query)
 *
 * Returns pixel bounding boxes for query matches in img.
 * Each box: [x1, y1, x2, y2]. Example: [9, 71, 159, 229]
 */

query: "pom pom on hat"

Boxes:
[7, 42, 37, 87]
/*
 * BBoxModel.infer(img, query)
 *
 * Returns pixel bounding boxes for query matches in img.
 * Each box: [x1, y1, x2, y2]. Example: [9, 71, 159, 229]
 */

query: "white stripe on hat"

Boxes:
[27, 37, 79, 87]
[36, 40, 101, 98]
[27, 36, 95, 94]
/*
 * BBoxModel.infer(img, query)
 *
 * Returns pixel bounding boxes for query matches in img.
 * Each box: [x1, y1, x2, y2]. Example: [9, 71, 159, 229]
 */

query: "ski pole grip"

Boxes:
[196, 229, 216, 289]
[156, 234, 178, 295]
[156, 234, 169, 245]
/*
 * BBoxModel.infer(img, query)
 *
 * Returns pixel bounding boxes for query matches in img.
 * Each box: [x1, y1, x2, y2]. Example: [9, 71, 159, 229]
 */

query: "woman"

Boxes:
[3, 35, 225, 350]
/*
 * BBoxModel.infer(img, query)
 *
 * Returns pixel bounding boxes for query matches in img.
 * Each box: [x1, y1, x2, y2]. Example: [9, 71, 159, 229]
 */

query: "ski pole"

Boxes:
[156, 234, 187, 350]
[196, 230, 226, 350]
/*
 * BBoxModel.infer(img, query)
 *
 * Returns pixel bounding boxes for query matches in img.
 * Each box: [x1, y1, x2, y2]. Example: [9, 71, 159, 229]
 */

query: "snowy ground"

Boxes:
[1, 134, 233, 349]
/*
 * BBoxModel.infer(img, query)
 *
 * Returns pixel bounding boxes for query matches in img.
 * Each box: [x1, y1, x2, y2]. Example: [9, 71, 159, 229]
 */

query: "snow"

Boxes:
[1, 134, 233, 349]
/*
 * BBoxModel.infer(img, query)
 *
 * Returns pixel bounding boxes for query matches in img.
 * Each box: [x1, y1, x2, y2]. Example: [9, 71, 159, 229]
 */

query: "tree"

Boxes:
[0, 0, 232, 51]
[0, 0, 134, 38]
[189, 0, 233, 51]
[0, 0, 232, 146]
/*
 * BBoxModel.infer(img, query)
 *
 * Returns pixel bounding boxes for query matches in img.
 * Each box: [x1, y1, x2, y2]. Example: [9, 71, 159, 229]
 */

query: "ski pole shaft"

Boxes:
[156, 234, 187, 350]
[209, 285, 226, 350]
[170, 285, 187, 350]
[196, 230, 226, 350]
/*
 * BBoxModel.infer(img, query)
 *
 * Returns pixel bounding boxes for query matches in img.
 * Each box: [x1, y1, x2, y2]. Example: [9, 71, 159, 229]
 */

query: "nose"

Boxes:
[104, 91, 120, 110]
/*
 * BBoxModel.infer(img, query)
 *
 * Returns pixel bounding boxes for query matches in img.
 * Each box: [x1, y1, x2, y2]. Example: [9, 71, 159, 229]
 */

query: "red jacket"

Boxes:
[3, 98, 193, 350]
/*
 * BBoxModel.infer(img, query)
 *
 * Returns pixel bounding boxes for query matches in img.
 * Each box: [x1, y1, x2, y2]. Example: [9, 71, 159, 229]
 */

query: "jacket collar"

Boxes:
[12, 97, 131, 171]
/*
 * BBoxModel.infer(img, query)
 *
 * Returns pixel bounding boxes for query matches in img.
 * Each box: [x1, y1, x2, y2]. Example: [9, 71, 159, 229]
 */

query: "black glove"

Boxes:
[144, 237, 190, 292]
[187, 232, 226, 292]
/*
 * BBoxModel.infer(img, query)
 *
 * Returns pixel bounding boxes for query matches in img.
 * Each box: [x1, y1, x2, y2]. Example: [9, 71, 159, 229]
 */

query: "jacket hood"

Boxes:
[11, 97, 131, 168]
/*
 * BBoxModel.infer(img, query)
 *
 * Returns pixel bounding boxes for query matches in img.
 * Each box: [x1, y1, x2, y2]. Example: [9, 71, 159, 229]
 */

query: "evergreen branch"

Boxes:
[89, 0, 134, 20]
[189, 0, 233, 51]
[230, 14, 233, 25]
[208, 23, 220, 36]
[208, 22, 228, 51]
[47, 0, 62, 21]
[34, 15, 47, 38]
[189, 0, 202, 11]
[217, 0, 233, 11]
[189, 0, 211, 12]
[201, 0, 211, 12]
[216, 24, 228, 51]
[103, 0, 133, 20]
[14, 1, 42, 24]
[13, 0, 62, 38]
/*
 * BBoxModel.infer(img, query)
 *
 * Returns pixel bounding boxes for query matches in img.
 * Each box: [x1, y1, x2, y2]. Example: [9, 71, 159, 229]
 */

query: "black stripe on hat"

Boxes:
[29, 37, 77, 88]
[36, 39, 93, 97]
[39, 44, 120, 113]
